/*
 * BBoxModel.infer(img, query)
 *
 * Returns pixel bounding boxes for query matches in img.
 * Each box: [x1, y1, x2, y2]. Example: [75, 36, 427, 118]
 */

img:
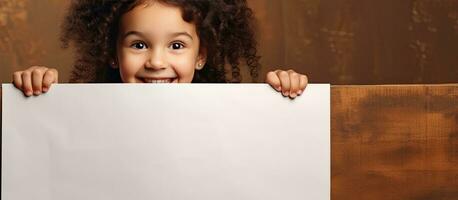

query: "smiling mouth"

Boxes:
[142, 78, 176, 83]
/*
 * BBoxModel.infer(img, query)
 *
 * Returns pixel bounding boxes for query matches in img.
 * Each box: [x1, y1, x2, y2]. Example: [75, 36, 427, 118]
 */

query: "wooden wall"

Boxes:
[332, 84, 458, 199]
[0, 0, 73, 83]
[248, 0, 458, 84]
[1, 0, 457, 84]
[1, 84, 458, 199]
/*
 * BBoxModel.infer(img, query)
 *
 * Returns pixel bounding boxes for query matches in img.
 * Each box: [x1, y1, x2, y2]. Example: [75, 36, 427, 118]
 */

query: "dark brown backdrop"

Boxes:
[1, 0, 457, 84]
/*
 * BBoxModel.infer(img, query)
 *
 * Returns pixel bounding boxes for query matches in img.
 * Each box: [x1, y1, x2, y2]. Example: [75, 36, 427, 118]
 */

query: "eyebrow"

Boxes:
[122, 31, 193, 40]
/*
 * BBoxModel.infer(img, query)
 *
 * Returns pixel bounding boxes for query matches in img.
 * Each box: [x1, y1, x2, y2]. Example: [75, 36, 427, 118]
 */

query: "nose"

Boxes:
[145, 48, 166, 70]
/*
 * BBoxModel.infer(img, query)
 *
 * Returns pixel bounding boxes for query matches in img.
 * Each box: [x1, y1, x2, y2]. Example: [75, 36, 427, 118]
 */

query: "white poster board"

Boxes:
[2, 83, 330, 200]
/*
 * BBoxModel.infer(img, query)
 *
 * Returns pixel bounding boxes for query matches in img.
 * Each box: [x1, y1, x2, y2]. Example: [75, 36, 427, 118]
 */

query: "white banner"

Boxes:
[2, 83, 330, 200]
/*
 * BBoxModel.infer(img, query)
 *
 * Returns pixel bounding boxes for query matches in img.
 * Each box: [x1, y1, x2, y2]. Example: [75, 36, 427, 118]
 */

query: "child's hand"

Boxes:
[12, 66, 59, 97]
[266, 69, 308, 99]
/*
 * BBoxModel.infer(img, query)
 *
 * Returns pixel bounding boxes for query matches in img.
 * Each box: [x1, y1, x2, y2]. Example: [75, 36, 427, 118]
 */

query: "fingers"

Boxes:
[265, 70, 281, 91]
[42, 69, 58, 92]
[277, 70, 291, 96]
[288, 70, 300, 98]
[13, 71, 23, 90]
[266, 69, 308, 99]
[32, 68, 45, 95]
[12, 66, 57, 97]
[21, 70, 33, 96]
[298, 74, 308, 95]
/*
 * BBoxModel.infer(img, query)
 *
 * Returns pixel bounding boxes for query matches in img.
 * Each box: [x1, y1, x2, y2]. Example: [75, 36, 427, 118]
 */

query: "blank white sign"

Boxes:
[2, 83, 330, 200]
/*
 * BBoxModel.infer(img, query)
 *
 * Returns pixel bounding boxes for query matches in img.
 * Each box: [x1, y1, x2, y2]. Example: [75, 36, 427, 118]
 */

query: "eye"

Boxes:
[131, 42, 147, 49]
[170, 42, 185, 50]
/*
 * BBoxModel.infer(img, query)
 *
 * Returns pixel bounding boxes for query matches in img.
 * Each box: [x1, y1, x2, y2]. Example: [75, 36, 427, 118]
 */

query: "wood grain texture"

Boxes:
[332, 84, 458, 199]
[0, 0, 73, 83]
[249, 0, 458, 84]
[1, 84, 458, 199]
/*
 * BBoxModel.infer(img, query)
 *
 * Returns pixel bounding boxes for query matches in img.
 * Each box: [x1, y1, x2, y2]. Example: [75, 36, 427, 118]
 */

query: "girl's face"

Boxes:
[116, 2, 206, 83]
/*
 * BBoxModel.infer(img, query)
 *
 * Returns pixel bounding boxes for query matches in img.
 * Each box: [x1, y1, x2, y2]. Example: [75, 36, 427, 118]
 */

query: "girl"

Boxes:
[12, 0, 308, 98]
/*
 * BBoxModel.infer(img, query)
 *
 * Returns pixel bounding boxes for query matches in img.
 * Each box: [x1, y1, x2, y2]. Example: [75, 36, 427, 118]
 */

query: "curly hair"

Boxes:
[60, 0, 260, 83]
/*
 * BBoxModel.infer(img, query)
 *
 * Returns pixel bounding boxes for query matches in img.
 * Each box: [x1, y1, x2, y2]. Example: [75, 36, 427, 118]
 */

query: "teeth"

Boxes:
[144, 78, 174, 83]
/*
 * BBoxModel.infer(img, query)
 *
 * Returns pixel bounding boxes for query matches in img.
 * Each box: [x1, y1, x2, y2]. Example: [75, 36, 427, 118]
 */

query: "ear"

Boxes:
[195, 47, 207, 70]
[110, 57, 119, 69]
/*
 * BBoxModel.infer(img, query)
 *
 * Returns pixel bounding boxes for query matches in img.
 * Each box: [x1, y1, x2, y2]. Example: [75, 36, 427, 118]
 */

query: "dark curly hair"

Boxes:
[60, 0, 260, 83]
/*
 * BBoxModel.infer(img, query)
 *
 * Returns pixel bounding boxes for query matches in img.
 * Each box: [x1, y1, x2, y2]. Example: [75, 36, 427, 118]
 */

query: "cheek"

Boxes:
[172, 55, 197, 83]
[119, 54, 144, 81]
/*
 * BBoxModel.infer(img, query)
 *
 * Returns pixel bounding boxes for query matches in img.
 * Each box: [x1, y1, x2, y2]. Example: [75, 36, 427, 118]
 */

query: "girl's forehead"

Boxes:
[120, 1, 197, 37]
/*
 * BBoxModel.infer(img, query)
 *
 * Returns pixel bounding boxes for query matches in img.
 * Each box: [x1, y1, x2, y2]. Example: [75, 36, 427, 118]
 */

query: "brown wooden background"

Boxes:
[1, 0, 457, 84]
[331, 84, 458, 200]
